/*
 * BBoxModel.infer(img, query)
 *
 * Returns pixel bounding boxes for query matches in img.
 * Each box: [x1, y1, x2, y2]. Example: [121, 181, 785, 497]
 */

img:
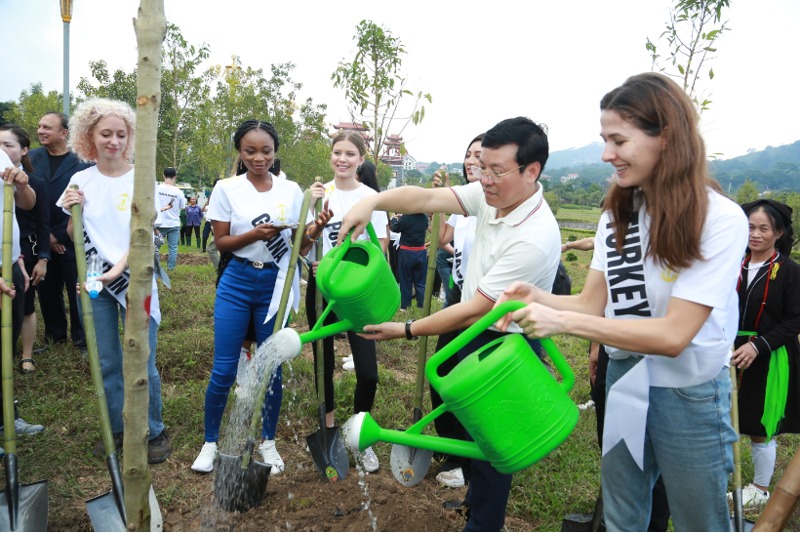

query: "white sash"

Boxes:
[264, 230, 300, 327]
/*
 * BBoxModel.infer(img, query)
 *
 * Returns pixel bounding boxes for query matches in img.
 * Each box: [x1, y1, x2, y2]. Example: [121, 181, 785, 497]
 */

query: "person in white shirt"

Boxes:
[58, 98, 171, 464]
[155, 167, 185, 270]
[190, 120, 328, 475]
[495, 73, 748, 531]
[304, 131, 389, 473]
[338, 117, 560, 530]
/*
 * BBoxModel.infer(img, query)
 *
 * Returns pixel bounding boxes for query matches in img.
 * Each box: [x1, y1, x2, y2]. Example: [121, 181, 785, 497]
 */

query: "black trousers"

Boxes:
[305, 273, 378, 414]
[37, 242, 84, 346]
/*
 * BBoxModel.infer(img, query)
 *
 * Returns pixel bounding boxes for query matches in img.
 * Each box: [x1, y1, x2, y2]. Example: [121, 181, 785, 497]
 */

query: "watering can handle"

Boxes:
[326, 221, 379, 271]
[425, 300, 575, 392]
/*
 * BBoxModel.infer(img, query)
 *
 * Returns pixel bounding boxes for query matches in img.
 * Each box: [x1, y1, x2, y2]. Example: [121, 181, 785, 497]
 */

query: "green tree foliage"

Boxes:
[735, 179, 760, 204]
[544, 191, 560, 216]
[646, 0, 730, 114]
[65, 24, 330, 189]
[2, 83, 63, 144]
[331, 20, 432, 159]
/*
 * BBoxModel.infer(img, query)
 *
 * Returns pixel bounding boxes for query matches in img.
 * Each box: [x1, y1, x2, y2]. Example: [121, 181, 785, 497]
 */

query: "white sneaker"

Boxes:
[343, 355, 355, 371]
[360, 446, 379, 472]
[258, 439, 285, 475]
[436, 467, 465, 487]
[740, 483, 770, 507]
[191, 442, 218, 473]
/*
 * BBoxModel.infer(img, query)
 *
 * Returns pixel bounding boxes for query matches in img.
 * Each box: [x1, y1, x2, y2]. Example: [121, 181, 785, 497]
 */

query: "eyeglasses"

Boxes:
[469, 164, 524, 182]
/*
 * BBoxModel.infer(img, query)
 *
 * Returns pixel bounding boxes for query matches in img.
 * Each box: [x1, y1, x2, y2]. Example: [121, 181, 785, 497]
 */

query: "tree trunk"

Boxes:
[126, 2, 166, 531]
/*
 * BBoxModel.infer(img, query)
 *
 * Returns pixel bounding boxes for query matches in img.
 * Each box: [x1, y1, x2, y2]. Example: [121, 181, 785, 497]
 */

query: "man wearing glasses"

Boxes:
[338, 116, 561, 531]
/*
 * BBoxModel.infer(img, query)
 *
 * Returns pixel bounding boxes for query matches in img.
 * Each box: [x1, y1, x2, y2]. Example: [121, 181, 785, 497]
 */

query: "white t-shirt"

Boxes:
[590, 188, 747, 365]
[206, 174, 304, 264]
[57, 166, 161, 323]
[452, 181, 561, 332]
[156, 181, 186, 228]
[0, 150, 21, 265]
[308, 181, 388, 261]
[447, 214, 476, 291]
[592, 188, 748, 467]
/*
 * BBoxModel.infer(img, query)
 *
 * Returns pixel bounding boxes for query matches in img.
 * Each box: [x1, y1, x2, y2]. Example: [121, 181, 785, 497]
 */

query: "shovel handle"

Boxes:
[1, 184, 15, 453]
[415, 212, 441, 412]
[69, 184, 117, 459]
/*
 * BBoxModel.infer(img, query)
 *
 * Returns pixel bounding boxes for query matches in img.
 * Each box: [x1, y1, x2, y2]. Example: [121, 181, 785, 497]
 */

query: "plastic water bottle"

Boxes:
[86, 253, 103, 299]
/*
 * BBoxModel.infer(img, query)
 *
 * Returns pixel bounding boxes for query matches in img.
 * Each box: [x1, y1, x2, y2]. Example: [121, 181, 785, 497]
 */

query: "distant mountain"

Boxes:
[546, 143, 604, 170]
[544, 139, 800, 192]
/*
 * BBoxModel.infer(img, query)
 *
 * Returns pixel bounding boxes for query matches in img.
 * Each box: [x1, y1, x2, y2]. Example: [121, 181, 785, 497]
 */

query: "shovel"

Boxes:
[730, 364, 756, 532]
[214, 189, 314, 512]
[560, 489, 604, 532]
[306, 198, 349, 482]
[0, 182, 48, 532]
[70, 187, 162, 531]
[389, 212, 440, 486]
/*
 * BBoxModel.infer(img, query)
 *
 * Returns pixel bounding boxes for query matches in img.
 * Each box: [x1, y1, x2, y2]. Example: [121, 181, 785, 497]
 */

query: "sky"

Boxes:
[2, 0, 798, 164]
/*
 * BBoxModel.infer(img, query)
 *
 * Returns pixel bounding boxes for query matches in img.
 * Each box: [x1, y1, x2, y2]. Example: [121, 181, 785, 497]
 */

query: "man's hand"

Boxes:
[358, 321, 405, 341]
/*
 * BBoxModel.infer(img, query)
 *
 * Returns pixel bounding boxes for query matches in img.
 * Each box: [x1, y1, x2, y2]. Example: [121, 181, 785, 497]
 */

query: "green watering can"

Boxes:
[341, 300, 579, 475]
[300, 223, 399, 343]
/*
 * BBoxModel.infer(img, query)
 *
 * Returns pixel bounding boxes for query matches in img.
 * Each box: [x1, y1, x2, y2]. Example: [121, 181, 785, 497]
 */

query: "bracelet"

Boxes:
[405, 319, 417, 340]
[748, 341, 758, 356]
[305, 229, 320, 243]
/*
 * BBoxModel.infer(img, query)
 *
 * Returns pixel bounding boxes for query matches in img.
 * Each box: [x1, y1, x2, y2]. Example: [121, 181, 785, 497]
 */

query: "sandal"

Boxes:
[20, 358, 36, 374]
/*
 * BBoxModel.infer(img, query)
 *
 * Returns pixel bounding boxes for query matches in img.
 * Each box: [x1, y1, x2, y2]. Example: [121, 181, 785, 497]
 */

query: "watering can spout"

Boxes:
[273, 328, 303, 363]
[342, 412, 488, 463]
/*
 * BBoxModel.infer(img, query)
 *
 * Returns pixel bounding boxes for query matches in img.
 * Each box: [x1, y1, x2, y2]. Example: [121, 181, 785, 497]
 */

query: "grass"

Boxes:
[8, 240, 800, 530]
[556, 205, 603, 224]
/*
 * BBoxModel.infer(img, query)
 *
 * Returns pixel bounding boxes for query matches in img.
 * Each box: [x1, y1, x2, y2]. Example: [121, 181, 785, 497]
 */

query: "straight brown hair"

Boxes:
[600, 73, 722, 271]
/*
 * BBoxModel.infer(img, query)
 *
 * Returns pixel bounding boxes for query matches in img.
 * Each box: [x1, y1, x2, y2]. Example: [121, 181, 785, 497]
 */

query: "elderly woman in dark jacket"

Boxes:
[732, 199, 800, 508]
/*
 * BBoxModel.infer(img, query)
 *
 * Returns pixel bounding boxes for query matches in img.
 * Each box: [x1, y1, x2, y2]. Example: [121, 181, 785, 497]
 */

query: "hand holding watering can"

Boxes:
[494, 280, 569, 338]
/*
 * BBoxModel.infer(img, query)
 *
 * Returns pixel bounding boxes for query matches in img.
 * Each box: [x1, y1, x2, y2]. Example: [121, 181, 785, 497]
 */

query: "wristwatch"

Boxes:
[405, 319, 417, 340]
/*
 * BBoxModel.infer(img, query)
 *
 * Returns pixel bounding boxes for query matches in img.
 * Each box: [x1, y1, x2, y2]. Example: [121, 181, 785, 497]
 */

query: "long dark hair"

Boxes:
[357, 160, 380, 192]
[0, 123, 34, 173]
[462, 133, 485, 184]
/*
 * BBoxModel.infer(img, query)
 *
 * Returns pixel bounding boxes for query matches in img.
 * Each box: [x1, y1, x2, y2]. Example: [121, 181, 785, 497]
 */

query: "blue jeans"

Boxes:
[435, 248, 453, 305]
[205, 259, 283, 442]
[603, 357, 735, 532]
[85, 290, 164, 437]
[158, 226, 180, 270]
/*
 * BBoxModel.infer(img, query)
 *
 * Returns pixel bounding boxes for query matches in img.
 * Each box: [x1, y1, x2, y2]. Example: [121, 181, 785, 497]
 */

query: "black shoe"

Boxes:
[94, 432, 124, 458]
[148, 429, 172, 464]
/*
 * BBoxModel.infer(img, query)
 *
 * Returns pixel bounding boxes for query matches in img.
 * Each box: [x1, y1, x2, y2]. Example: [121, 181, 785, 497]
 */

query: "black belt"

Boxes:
[231, 255, 276, 270]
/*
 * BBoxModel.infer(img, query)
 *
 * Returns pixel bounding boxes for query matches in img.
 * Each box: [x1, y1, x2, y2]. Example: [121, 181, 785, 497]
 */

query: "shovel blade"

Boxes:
[389, 444, 433, 486]
[87, 489, 126, 532]
[213, 453, 271, 513]
[0, 480, 48, 532]
[306, 426, 349, 482]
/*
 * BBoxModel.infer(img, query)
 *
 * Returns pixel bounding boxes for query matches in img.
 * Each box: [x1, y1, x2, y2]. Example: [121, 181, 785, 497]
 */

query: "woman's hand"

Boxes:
[61, 187, 85, 210]
[31, 259, 47, 286]
[494, 281, 539, 331]
[310, 260, 319, 276]
[509, 302, 563, 339]
[2, 165, 29, 187]
[358, 321, 405, 341]
[432, 168, 449, 188]
[251, 223, 283, 242]
[0, 277, 16, 299]
[731, 342, 758, 369]
[18, 257, 30, 292]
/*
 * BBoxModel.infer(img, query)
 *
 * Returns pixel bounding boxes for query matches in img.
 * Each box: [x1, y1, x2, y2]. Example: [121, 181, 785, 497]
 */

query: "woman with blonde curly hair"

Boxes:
[57, 98, 171, 463]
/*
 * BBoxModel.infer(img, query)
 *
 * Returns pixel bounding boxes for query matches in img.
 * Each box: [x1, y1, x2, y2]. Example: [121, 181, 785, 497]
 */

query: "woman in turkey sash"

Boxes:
[495, 73, 748, 531]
